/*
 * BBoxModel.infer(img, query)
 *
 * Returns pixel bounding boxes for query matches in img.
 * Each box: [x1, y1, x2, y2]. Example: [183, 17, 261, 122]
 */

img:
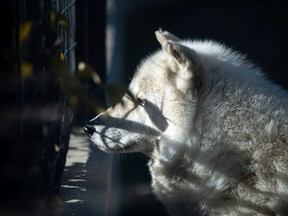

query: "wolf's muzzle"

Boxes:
[83, 125, 95, 136]
[84, 114, 105, 136]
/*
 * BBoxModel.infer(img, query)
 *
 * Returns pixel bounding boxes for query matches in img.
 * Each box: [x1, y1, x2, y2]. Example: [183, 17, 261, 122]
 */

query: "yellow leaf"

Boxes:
[91, 72, 102, 85]
[69, 95, 78, 107]
[50, 12, 56, 23]
[58, 20, 68, 28]
[77, 61, 86, 71]
[77, 62, 102, 85]
[60, 52, 65, 61]
[54, 144, 60, 152]
[19, 21, 32, 44]
[21, 62, 33, 79]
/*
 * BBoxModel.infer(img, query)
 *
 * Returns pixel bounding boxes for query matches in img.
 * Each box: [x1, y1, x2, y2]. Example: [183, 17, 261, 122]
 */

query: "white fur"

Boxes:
[86, 31, 288, 216]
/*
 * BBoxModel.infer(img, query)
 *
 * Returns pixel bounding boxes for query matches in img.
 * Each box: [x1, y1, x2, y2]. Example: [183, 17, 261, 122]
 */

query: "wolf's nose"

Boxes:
[83, 125, 95, 136]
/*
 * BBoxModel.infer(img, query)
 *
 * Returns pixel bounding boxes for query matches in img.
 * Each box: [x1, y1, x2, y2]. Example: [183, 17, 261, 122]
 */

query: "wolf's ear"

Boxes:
[155, 30, 197, 68]
[155, 30, 181, 43]
[155, 30, 201, 93]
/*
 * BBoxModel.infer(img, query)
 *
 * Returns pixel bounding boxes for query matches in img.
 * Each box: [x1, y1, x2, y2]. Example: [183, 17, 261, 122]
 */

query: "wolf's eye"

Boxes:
[137, 97, 146, 106]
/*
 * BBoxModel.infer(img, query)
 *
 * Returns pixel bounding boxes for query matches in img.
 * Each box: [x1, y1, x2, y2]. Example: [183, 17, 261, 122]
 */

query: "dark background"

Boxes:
[123, 1, 288, 86]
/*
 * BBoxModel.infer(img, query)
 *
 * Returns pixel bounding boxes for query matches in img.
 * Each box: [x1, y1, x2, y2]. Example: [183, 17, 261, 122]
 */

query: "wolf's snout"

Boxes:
[84, 114, 106, 136]
[83, 125, 95, 136]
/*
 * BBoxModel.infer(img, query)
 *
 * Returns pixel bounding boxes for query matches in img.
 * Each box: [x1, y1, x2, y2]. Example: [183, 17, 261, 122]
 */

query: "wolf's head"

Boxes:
[83, 30, 205, 154]
[84, 30, 261, 155]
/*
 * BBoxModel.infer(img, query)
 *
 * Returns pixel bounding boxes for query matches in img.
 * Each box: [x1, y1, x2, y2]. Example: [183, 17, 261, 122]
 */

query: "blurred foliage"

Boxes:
[50, 55, 106, 113]
[21, 62, 33, 79]
[1, 0, 139, 212]
[50, 11, 71, 37]
[3, 6, 133, 211]
[19, 20, 33, 44]
[17, 13, 130, 115]
[18, 14, 132, 115]
[6, 8, 132, 207]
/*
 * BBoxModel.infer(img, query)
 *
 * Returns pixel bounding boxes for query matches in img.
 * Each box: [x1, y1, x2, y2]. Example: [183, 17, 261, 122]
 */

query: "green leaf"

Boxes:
[106, 84, 136, 107]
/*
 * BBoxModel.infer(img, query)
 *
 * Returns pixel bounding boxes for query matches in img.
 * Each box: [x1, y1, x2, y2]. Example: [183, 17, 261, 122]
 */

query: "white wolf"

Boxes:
[84, 30, 288, 216]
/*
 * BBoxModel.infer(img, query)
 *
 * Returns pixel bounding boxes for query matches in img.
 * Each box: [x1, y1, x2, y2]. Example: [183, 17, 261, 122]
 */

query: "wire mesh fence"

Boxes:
[1, 0, 77, 212]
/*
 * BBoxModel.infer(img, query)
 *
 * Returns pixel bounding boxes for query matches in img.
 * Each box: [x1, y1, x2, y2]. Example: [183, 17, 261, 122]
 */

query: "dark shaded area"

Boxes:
[76, 1, 106, 78]
[115, 153, 168, 216]
[124, 1, 288, 86]
[0, 0, 108, 214]
[74, 0, 107, 124]
[0, 0, 109, 215]
[0, 0, 76, 214]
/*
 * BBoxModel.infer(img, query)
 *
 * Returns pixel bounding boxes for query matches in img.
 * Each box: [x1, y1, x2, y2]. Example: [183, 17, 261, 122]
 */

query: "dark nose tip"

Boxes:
[83, 125, 95, 136]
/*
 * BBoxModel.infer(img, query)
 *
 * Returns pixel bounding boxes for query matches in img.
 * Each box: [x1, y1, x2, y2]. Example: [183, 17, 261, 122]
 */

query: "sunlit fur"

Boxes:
[87, 30, 288, 216]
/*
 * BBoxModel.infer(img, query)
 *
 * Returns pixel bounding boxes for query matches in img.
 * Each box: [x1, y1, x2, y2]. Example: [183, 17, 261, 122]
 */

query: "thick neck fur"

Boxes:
[148, 40, 288, 215]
